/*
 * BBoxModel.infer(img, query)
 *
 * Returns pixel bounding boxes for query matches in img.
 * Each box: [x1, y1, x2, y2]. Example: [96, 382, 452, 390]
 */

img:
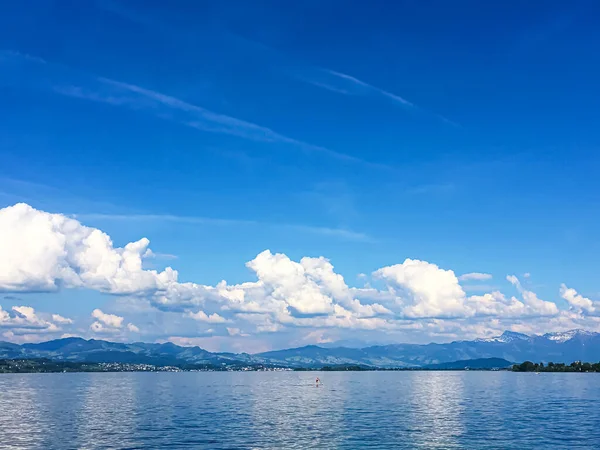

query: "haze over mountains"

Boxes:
[2, 330, 599, 368]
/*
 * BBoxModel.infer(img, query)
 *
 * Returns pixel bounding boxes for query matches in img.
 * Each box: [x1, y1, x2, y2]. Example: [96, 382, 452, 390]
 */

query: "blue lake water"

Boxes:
[0, 371, 599, 449]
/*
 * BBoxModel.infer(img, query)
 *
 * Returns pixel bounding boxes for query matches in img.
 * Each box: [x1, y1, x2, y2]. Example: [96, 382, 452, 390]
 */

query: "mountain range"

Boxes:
[1, 330, 599, 369]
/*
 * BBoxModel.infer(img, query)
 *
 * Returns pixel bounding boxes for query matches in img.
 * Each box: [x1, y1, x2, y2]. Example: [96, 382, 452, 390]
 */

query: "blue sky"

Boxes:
[1, 0, 599, 352]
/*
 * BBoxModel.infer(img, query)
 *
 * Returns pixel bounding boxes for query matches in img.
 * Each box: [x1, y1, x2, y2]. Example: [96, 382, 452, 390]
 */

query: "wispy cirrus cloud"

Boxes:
[297, 67, 458, 126]
[74, 212, 374, 243]
[77, 4, 458, 129]
[55, 78, 396, 171]
[54, 78, 391, 170]
[1, 49, 394, 172]
[280, 224, 374, 243]
[297, 79, 351, 95]
[1, 175, 374, 243]
[73, 212, 257, 227]
[0, 50, 46, 65]
[323, 69, 414, 107]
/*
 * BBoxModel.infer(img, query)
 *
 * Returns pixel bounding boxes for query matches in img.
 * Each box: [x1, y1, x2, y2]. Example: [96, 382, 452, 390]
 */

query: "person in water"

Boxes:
[316, 377, 320, 386]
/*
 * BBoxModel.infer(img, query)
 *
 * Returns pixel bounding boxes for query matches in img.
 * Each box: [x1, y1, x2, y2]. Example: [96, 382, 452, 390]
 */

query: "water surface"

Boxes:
[0, 371, 598, 449]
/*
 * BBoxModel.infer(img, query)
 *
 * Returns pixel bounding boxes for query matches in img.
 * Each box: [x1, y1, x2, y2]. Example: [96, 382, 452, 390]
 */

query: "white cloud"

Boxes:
[127, 323, 140, 333]
[321, 69, 414, 106]
[52, 314, 73, 325]
[466, 291, 528, 318]
[375, 259, 468, 318]
[90, 321, 119, 334]
[459, 272, 493, 282]
[370, 263, 558, 320]
[227, 327, 249, 337]
[187, 310, 228, 323]
[235, 313, 283, 333]
[89, 309, 138, 336]
[2, 202, 593, 348]
[2, 330, 53, 344]
[0, 305, 71, 334]
[0, 203, 177, 294]
[301, 329, 335, 345]
[298, 67, 457, 126]
[143, 249, 178, 260]
[92, 309, 124, 328]
[560, 284, 596, 314]
[0, 204, 374, 324]
[507, 275, 559, 316]
[247, 252, 330, 315]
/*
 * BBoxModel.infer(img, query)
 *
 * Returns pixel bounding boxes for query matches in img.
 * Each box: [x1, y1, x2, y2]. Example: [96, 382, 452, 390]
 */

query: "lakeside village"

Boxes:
[0, 359, 294, 374]
[3, 358, 600, 374]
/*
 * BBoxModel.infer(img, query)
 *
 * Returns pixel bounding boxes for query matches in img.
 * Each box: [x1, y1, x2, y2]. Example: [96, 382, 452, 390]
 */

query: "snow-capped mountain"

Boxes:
[478, 331, 531, 343]
[543, 329, 598, 343]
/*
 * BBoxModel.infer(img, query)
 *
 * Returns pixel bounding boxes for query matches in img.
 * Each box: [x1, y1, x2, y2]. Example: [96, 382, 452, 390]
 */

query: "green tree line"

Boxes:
[512, 361, 600, 372]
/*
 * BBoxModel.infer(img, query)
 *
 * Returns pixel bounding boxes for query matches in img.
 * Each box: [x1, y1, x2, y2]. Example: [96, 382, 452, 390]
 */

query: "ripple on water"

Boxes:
[0, 371, 599, 449]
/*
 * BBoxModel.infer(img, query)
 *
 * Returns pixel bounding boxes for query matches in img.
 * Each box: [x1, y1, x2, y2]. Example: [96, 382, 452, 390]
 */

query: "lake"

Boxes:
[0, 371, 598, 449]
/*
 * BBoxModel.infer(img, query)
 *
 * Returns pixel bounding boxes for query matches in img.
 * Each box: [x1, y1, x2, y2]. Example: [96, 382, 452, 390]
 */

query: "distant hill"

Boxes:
[254, 330, 600, 368]
[1, 337, 252, 367]
[424, 358, 513, 370]
[1, 330, 599, 369]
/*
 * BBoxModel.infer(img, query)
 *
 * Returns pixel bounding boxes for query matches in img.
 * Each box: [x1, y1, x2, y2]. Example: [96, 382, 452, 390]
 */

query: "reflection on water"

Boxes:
[407, 372, 466, 448]
[0, 375, 47, 448]
[1, 371, 599, 449]
[75, 374, 142, 448]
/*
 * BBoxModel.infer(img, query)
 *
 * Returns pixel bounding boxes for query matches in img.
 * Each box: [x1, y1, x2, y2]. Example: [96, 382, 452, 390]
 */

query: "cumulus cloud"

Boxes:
[52, 314, 73, 325]
[372, 261, 559, 320]
[375, 259, 468, 318]
[187, 310, 229, 323]
[0, 203, 177, 294]
[226, 327, 249, 337]
[560, 284, 597, 314]
[90, 321, 118, 334]
[301, 329, 335, 345]
[507, 275, 559, 316]
[90, 308, 138, 335]
[92, 309, 124, 328]
[246, 251, 335, 315]
[2, 331, 52, 344]
[0, 204, 391, 331]
[1, 202, 596, 346]
[459, 272, 493, 282]
[0, 305, 72, 335]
